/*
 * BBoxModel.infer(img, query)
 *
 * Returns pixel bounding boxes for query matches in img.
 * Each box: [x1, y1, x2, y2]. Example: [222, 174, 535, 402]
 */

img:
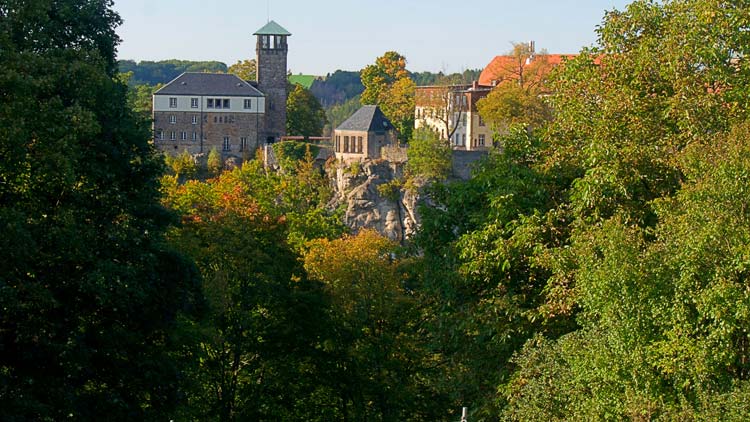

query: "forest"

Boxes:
[2, 0, 750, 421]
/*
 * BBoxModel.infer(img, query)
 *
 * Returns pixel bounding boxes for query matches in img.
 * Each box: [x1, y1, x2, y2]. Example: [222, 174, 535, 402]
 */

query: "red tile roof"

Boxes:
[478, 54, 579, 86]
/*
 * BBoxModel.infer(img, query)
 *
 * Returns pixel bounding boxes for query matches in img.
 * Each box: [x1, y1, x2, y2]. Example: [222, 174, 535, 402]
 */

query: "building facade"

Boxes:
[414, 81, 493, 151]
[153, 21, 290, 157]
[334, 105, 398, 162]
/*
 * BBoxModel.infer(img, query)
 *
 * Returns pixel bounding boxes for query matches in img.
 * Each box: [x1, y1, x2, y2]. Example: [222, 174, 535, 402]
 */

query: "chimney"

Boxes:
[472, 80, 479, 90]
[529, 40, 535, 54]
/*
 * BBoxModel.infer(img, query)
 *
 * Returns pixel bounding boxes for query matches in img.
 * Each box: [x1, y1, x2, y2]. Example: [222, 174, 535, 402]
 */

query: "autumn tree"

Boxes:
[227, 58, 256, 81]
[304, 230, 443, 420]
[0, 1, 198, 419]
[286, 83, 327, 138]
[477, 42, 555, 133]
[361, 51, 416, 140]
[162, 169, 337, 421]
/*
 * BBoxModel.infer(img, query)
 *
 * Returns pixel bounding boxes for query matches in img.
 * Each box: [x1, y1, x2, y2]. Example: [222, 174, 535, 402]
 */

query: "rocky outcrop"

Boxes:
[329, 159, 421, 243]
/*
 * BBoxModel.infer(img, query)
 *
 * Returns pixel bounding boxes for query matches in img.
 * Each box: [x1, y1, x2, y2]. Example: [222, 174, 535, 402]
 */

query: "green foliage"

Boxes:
[206, 147, 222, 176]
[377, 178, 403, 202]
[286, 83, 327, 138]
[304, 231, 446, 420]
[411, 69, 482, 86]
[324, 95, 361, 135]
[360, 51, 415, 140]
[406, 128, 452, 182]
[310, 70, 364, 107]
[0, 1, 198, 419]
[118, 59, 227, 85]
[227, 58, 256, 81]
[169, 149, 198, 180]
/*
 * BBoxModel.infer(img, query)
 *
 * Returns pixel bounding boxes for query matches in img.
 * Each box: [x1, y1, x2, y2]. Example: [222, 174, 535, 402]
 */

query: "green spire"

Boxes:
[253, 20, 291, 36]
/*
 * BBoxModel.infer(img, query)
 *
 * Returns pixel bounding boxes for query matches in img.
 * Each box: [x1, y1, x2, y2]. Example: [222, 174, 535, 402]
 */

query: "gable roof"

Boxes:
[254, 20, 291, 36]
[478, 54, 578, 86]
[154, 72, 264, 97]
[336, 105, 394, 132]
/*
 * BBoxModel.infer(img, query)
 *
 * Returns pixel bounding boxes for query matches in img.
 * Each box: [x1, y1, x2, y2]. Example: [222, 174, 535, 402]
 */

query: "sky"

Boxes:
[113, 0, 632, 76]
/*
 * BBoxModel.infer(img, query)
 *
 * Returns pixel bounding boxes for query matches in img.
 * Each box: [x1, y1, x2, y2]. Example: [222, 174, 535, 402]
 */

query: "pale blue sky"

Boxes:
[113, 0, 632, 75]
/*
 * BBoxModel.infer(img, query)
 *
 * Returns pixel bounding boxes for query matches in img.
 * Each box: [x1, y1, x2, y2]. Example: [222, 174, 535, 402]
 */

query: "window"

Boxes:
[219, 116, 223, 123]
[169, 115, 176, 124]
[191, 115, 198, 125]
[343, 136, 349, 153]
[170, 131, 176, 140]
[180, 131, 187, 140]
[207, 99, 214, 108]
[244, 99, 252, 109]
[478, 134, 485, 146]
[192, 132, 197, 141]
[357, 136, 363, 153]
[335, 136, 340, 152]
[240, 137, 247, 151]
[350, 137, 356, 153]
[223, 99, 230, 109]
[157, 130, 163, 140]
[462, 134, 466, 146]
[191, 98, 198, 108]
[169, 97, 177, 108]
[223, 137, 230, 151]
[479, 115, 485, 126]
[214, 99, 222, 108]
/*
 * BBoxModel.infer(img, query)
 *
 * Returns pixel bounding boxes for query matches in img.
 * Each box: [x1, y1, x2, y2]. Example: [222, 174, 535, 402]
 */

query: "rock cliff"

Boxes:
[329, 159, 420, 243]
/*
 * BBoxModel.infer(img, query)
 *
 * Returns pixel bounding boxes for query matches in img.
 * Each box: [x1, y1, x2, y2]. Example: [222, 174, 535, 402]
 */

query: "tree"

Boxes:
[360, 51, 415, 140]
[207, 147, 222, 176]
[476, 42, 554, 134]
[406, 127, 452, 182]
[162, 169, 337, 421]
[0, 1, 198, 419]
[415, 82, 468, 142]
[304, 230, 443, 420]
[227, 59, 256, 81]
[286, 83, 327, 138]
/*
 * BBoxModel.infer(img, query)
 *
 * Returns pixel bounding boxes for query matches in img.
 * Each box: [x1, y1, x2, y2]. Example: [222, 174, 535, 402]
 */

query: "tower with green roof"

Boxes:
[254, 20, 291, 143]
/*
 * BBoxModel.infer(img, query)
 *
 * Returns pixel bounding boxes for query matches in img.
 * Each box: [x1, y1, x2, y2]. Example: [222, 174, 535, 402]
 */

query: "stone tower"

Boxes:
[254, 20, 291, 143]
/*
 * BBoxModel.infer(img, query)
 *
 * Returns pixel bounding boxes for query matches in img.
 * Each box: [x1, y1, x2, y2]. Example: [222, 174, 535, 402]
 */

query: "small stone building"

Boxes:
[333, 105, 398, 162]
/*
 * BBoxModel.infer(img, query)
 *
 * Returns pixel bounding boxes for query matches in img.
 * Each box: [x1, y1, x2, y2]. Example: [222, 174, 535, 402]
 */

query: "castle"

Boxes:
[152, 21, 290, 157]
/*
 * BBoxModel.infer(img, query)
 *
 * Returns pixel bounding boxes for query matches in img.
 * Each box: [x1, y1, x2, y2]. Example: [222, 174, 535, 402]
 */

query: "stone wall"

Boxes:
[257, 47, 288, 142]
[451, 150, 488, 180]
[154, 111, 263, 157]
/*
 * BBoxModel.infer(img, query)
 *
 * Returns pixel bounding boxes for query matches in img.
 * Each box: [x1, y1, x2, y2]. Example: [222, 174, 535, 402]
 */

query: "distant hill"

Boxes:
[118, 60, 228, 86]
[288, 74, 317, 89]
[310, 70, 364, 108]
